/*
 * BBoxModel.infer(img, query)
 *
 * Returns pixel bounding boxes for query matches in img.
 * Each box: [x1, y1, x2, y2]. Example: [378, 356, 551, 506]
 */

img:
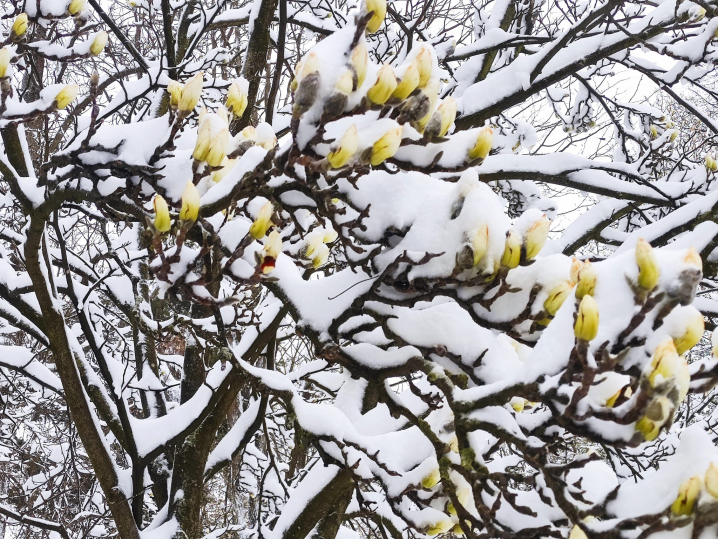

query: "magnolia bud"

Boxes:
[226, 81, 248, 117]
[263, 230, 283, 259]
[211, 157, 236, 183]
[90, 69, 100, 86]
[684, 247, 703, 272]
[452, 525, 464, 536]
[706, 463, 718, 499]
[350, 43, 368, 89]
[55, 84, 79, 109]
[420, 468, 440, 489]
[179, 182, 201, 223]
[672, 307, 704, 355]
[364, 0, 387, 33]
[206, 126, 229, 167]
[304, 233, 324, 258]
[392, 61, 419, 101]
[323, 229, 338, 243]
[570, 257, 583, 283]
[426, 520, 453, 537]
[68, 0, 86, 15]
[370, 126, 403, 166]
[327, 125, 358, 169]
[524, 214, 549, 260]
[153, 195, 171, 233]
[706, 154, 717, 171]
[0, 48, 10, 79]
[11, 13, 28, 39]
[90, 31, 108, 56]
[575, 295, 599, 341]
[635, 238, 660, 290]
[468, 126, 493, 161]
[367, 65, 397, 105]
[312, 243, 330, 268]
[193, 113, 212, 161]
[471, 224, 489, 266]
[436, 97, 457, 137]
[510, 397, 525, 413]
[568, 525, 588, 539]
[574, 261, 597, 299]
[250, 202, 274, 240]
[415, 45, 432, 88]
[676, 355, 690, 403]
[635, 416, 660, 441]
[167, 80, 183, 109]
[179, 72, 203, 113]
[335, 71, 353, 95]
[649, 124, 658, 139]
[647, 337, 678, 388]
[544, 280, 573, 316]
[671, 476, 702, 517]
[669, 130, 678, 142]
[500, 230, 521, 269]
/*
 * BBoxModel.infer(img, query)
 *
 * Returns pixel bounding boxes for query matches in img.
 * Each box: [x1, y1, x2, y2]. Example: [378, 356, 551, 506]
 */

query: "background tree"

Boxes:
[0, 0, 718, 538]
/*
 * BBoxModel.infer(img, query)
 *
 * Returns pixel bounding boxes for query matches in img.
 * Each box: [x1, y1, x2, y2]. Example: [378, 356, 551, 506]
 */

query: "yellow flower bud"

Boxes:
[351, 43, 368, 88]
[211, 158, 236, 183]
[510, 397, 525, 413]
[0, 47, 10, 79]
[670, 130, 678, 141]
[153, 195, 171, 233]
[364, 0, 387, 33]
[226, 81, 248, 117]
[11, 14, 28, 39]
[304, 233, 324, 258]
[323, 229, 338, 243]
[327, 125, 359, 169]
[167, 80, 183, 109]
[68, 0, 86, 15]
[335, 70, 353, 95]
[312, 243, 330, 268]
[635, 238, 660, 291]
[178, 72, 203, 113]
[421, 468, 440, 489]
[179, 182, 201, 222]
[90, 31, 108, 55]
[427, 520, 453, 536]
[676, 355, 690, 403]
[500, 230, 521, 269]
[55, 84, 79, 109]
[671, 476, 702, 517]
[673, 308, 704, 355]
[544, 280, 573, 316]
[206, 126, 229, 167]
[575, 261, 597, 300]
[524, 214, 550, 260]
[367, 65, 397, 105]
[452, 525, 464, 536]
[706, 154, 717, 171]
[249, 202, 274, 240]
[649, 125, 658, 139]
[684, 247, 703, 272]
[635, 416, 660, 441]
[647, 337, 678, 388]
[263, 230, 283, 259]
[706, 463, 718, 499]
[415, 45, 432, 88]
[468, 126, 493, 161]
[193, 114, 212, 162]
[568, 525, 588, 539]
[570, 257, 583, 283]
[436, 97, 457, 137]
[575, 295, 599, 342]
[392, 61, 419, 101]
[370, 126, 403, 166]
[449, 435, 458, 452]
[471, 223, 489, 266]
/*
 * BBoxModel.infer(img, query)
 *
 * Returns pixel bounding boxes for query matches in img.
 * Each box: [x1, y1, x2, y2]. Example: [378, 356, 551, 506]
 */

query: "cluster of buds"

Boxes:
[150, 182, 201, 236]
[166, 72, 203, 115]
[10, 13, 28, 41]
[302, 229, 337, 269]
[670, 463, 718, 522]
[539, 257, 595, 327]
[193, 107, 230, 168]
